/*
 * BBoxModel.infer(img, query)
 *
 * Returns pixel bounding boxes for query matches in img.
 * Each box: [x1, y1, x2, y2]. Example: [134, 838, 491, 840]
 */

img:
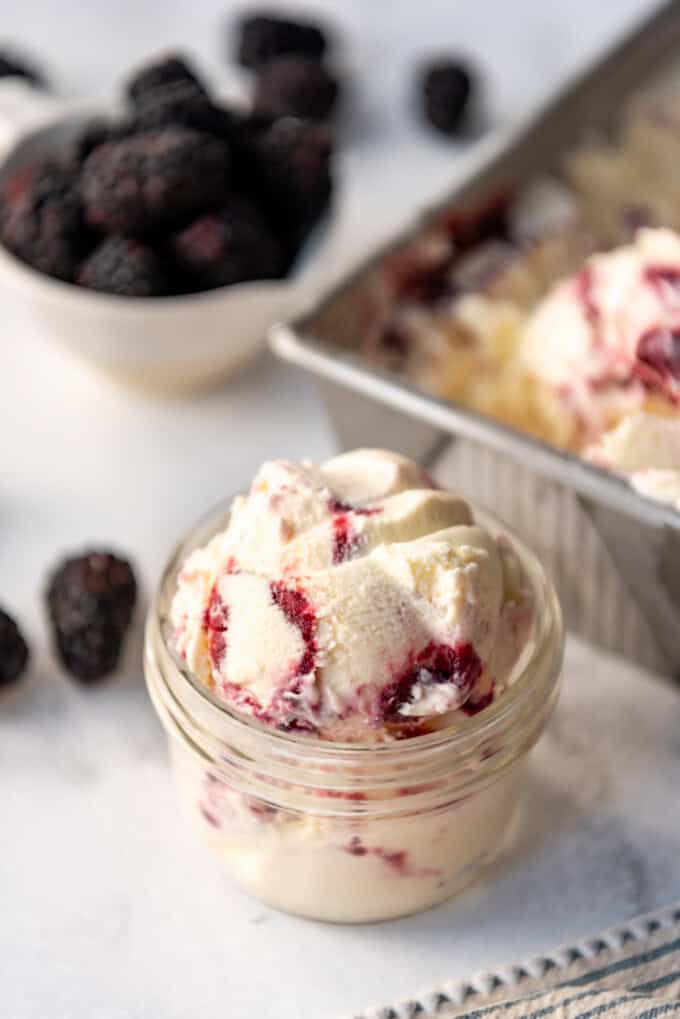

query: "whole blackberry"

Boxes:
[78, 236, 169, 297]
[254, 56, 339, 120]
[68, 118, 136, 166]
[236, 12, 327, 68]
[172, 196, 285, 290]
[0, 608, 29, 687]
[81, 128, 231, 234]
[0, 161, 86, 281]
[0, 47, 46, 88]
[226, 111, 277, 191]
[420, 60, 474, 136]
[126, 53, 207, 106]
[46, 551, 137, 683]
[250, 117, 333, 255]
[132, 80, 237, 139]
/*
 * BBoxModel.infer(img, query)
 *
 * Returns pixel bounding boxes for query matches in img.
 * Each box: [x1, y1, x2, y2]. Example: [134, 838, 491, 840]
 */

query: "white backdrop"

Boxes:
[3, 3, 676, 1019]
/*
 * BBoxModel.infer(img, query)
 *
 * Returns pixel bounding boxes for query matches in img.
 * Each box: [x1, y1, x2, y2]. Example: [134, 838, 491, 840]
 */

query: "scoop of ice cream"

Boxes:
[588, 412, 680, 510]
[523, 228, 680, 445]
[170, 449, 533, 741]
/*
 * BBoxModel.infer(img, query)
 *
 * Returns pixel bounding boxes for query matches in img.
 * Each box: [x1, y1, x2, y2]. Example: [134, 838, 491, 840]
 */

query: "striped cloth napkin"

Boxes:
[353, 904, 680, 1019]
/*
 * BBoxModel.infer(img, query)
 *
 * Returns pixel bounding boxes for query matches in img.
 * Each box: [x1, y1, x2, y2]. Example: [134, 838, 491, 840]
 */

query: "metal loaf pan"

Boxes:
[272, 1, 680, 676]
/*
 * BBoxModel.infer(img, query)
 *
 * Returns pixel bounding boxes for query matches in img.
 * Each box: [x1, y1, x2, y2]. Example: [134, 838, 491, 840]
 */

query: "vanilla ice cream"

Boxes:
[170, 449, 534, 741]
[146, 450, 562, 922]
[356, 90, 680, 517]
[522, 229, 680, 497]
[588, 412, 680, 510]
[524, 229, 680, 436]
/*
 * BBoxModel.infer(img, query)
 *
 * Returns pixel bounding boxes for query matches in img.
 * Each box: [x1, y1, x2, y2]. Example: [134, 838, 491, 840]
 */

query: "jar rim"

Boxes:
[148, 492, 564, 769]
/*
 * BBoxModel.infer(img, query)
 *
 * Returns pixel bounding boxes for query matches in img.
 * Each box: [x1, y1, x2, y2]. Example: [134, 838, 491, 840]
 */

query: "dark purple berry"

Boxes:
[0, 161, 85, 281]
[0, 47, 46, 88]
[235, 12, 327, 69]
[0, 608, 29, 687]
[68, 118, 136, 166]
[225, 111, 276, 191]
[126, 53, 207, 106]
[78, 236, 169, 297]
[131, 79, 238, 139]
[80, 128, 231, 233]
[46, 551, 137, 683]
[172, 196, 285, 290]
[420, 59, 474, 136]
[254, 56, 339, 121]
[249, 117, 333, 255]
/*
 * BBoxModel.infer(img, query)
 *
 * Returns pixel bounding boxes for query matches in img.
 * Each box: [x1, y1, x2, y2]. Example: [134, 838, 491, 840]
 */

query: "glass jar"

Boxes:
[145, 499, 563, 924]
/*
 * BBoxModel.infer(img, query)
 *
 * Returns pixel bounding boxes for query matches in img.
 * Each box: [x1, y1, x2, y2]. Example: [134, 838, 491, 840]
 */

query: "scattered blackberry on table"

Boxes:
[235, 12, 327, 69]
[0, 47, 46, 88]
[420, 59, 474, 136]
[172, 196, 286, 290]
[250, 117, 333, 255]
[254, 56, 339, 121]
[46, 551, 137, 683]
[0, 608, 29, 687]
[0, 161, 86, 281]
[81, 128, 231, 234]
[126, 52, 207, 106]
[78, 236, 169, 297]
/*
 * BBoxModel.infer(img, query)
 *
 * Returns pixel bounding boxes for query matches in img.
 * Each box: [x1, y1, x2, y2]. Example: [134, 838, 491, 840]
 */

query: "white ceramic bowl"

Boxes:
[0, 81, 319, 392]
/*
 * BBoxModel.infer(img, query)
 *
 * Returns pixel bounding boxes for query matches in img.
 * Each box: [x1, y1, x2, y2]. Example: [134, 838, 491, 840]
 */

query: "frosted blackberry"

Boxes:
[420, 60, 474, 136]
[251, 117, 333, 254]
[235, 12, 327, 68]
[0, 608, 29, 687]
[126, 53, 207, 106]
[81, 128, 231, 233]
[172, 196, 285, 290]
[254, 56, 339, 120]
[69, 118, 135, 165]
[0, 161, 85, 281]
[132, 80, 238, 138]
[46, 551, 137, 682]
[78, 236, 169, 297]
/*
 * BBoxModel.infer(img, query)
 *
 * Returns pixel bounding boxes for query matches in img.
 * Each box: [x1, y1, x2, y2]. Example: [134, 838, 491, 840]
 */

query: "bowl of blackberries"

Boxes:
[0, 16, 339, 391]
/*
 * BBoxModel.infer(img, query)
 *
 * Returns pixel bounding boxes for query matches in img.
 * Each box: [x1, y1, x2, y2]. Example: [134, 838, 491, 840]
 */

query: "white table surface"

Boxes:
[2, 2, 678, 1018]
